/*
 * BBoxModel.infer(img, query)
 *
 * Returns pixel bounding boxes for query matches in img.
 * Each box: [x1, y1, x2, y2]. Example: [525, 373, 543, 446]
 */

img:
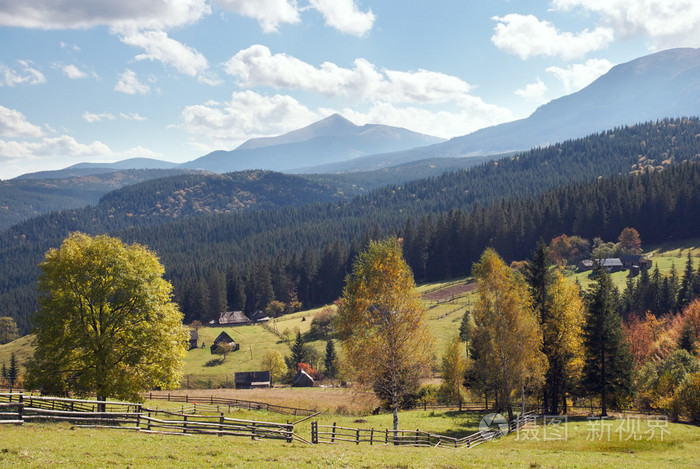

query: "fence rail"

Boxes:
[0, 393, 299, 442]
[310, 410, 540, 448]
[144, 392, 317, 416]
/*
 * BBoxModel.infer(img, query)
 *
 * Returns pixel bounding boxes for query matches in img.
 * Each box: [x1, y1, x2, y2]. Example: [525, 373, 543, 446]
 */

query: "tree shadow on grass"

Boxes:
[204, 358, 225, 367]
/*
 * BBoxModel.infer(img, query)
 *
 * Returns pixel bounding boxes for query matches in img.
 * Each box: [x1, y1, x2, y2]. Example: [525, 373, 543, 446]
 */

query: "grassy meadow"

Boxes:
[0, 412, 698, 468]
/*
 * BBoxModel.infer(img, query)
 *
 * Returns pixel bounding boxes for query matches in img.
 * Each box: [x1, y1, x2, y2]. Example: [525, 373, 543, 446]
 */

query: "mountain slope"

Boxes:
[0, 169, 203, 231]
[182, 114, 445, 172]
[306, 48, 700, 173]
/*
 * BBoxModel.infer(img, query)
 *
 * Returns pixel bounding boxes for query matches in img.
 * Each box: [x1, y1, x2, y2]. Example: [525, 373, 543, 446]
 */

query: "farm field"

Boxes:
[0, 414, 698, 468]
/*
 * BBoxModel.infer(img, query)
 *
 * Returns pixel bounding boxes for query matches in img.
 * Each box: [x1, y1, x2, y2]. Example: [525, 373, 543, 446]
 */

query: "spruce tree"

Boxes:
[324, 339, 338, 380]
[677, 253, 696, 310]
[582, 268, 633, 416]
[8, 352, 19, 387]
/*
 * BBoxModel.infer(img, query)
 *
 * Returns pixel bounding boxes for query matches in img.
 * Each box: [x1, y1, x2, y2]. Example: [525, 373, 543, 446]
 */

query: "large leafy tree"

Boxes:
[26, 232, 187, 406]
[581, 268, 633, 416]
[337, 238, 433, 431]
[469, 248, 547, 420]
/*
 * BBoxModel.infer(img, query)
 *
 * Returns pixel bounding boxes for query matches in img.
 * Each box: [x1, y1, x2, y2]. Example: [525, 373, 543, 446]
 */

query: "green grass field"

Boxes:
[0, 414, 697, 468]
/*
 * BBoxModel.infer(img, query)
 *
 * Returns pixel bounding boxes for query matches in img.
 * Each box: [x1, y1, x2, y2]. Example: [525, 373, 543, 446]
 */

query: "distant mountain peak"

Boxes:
[235, 114, 359, 151]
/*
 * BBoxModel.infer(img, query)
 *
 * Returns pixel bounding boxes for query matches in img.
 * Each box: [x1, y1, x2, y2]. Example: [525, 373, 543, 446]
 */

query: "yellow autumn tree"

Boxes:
[441, 335, 467, 406]
[543, 270, 585, 413]
[337, 238, 433, 431]
[469, 248, 547, 420]
[27, 232, 187, 408]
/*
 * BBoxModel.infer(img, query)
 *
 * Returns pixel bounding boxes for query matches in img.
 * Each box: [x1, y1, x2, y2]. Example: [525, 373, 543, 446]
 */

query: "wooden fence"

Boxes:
[310, 410, 539, 448]
[0, 393, 298, 442]
[144, 392, 317, 416]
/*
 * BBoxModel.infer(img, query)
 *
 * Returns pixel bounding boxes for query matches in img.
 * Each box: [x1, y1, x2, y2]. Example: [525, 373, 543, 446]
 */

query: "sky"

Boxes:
[1, 1, 699, 179]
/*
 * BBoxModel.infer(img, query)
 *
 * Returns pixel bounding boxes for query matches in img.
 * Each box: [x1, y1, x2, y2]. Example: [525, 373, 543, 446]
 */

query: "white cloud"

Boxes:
[309, 0, 375, 37]
[114, 69, 150, 95]
[0, 105, 44, 138]
[82, 111, 115, 123]
[0, 60, 46, 86]
[180, 89, 514, 146]
[0, 135, 111, 160]
[515, 78, 548, 103]
[62, 64, 88, 79]
[120, 112, 147, 121]
[491, 14, 614, 60]
[213, 0, 300, 33]
[546, 58, 614, 93]
[180, 90, 320, 142]
[552, 0, 700, 49]
[223, 45, 475, 104]
[119, 30, 209, 76]
[0, 0, 210, 30]
[0, 135, 163, 178]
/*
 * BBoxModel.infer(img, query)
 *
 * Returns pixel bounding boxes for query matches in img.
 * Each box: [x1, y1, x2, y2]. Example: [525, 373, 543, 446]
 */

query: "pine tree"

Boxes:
[582, 268, 633, 416]
[289, 331, 307, 369]
[8, 352, 19, 387]
[324, 339, 338, 381]
[678, 253, 696, 311]
[525, 239, 556, 412]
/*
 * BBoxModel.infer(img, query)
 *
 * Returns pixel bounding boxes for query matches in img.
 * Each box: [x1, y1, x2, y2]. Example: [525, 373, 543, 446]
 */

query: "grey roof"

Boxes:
[600, 258, 623, 267]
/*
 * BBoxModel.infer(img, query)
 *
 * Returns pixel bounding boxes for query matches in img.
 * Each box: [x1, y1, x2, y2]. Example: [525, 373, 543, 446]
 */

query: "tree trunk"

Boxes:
[392, 394, 399, 432]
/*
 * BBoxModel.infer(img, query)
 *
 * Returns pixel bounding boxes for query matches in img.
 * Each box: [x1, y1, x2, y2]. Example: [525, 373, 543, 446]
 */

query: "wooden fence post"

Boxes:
[219, 413, 224, 437]
[147, 411, 152, 431]
[251, 422, 256, 440]
[385, 429, 388, 444]
[356, 428, 360, 445]
[331, 422, 336, 443]
[183, 415, 188, 434]
[286, 423, 293, 443]
[311, 421, 318, 444]
[18, 392, 23, 423]
[136, 404, 142, 429]
[370, 428, 374, 445]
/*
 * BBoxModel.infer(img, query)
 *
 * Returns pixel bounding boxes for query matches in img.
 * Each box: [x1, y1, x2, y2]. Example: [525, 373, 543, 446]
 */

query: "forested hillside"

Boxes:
[1, 119, 699, 333]
[0, 169, 201, 231]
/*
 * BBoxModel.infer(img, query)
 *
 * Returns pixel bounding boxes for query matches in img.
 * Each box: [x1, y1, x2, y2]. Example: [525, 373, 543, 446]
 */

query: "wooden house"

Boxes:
[292, 369, 315, 387]
[234, 371, 271, 389]
[210, 331, 239, 354]
[218, 311, 253, 326]
[188, 329, 199, 350]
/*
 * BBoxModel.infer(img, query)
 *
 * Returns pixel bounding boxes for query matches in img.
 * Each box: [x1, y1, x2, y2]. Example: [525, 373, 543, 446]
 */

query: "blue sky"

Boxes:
[1, 0, 699, 179]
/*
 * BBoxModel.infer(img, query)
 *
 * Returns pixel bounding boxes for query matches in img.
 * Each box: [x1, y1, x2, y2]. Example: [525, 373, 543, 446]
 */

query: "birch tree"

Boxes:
[337, 238, 433, 431]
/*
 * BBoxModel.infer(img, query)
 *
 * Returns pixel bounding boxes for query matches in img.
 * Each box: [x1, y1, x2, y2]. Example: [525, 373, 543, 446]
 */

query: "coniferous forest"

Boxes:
[1, 118, 700, 333]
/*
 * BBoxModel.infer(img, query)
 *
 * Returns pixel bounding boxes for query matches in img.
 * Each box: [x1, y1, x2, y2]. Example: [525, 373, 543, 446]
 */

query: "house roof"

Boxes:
[600, 258, 623, 267]
[219, 311, 251, 325]
[213, 331, 236, 345]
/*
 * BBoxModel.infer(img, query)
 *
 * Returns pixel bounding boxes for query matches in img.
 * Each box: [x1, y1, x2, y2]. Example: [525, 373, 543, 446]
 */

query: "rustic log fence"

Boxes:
[144, 392, 316, 416]
[0, 393, 299, 443]
[310, 410, 540, 448]
[2, 392, 546, 450]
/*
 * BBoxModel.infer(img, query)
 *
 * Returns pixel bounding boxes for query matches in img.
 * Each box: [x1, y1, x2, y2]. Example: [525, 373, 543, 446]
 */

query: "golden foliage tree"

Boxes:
[542, 270, 585, 413]
[337, 238, 433, 431]
[27, 233, 187, 406]
[469, 248, 547, 420]
[261, 349, 287, 384]
[441, 335, 466, 406]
